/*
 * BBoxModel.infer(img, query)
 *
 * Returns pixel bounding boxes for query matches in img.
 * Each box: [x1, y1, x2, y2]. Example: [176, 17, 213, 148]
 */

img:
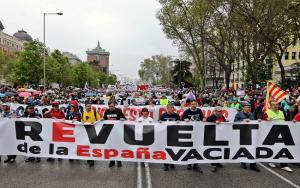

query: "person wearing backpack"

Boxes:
[81, 104, 102, 167]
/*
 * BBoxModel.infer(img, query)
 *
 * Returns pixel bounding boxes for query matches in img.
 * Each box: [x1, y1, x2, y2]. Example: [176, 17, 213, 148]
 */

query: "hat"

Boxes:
[52, 101, 59, 106]
[242, 102, 251, 107]
[1, 103, 10, 107]
[27, 104, 35, 109]
[214, 106, 223, 111]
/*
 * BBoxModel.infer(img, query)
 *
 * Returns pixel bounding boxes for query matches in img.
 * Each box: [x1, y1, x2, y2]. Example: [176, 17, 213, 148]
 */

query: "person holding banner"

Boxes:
[66, 104, 81, 122]
[266, 100, 293, 172]
[44, 101, 65, 119]
[104, 100, 126, 168]
[0, 103, 18, 163]
[181, 100, 204, 173]
[234, 102, 260, 172]
[207, 106, 226, 172]
[66, 104, 81, 163]
[137, 107, 153, 122]
[44, 101, 65, 162]
[159, 103, 180, 171]
[137, 107, 153, 167]
[81, 104, 101, 167]
[69, 94, 79, 112]
[22, 104, 42, 163]
[81, 104, 101, 123]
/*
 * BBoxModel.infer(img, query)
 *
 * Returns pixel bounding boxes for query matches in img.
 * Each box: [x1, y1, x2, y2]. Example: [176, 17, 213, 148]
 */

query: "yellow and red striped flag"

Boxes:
[263, 81, 289, 111]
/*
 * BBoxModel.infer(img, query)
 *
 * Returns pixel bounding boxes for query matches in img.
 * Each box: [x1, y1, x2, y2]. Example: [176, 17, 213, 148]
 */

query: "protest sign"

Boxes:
[0, 119, 299, 164]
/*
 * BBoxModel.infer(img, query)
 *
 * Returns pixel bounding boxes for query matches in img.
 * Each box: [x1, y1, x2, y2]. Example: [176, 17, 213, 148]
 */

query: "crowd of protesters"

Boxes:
[0, 84, 300, 173]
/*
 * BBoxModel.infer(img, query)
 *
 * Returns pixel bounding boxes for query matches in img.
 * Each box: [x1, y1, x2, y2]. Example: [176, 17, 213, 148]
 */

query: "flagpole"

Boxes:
[264, 80, 271, 111]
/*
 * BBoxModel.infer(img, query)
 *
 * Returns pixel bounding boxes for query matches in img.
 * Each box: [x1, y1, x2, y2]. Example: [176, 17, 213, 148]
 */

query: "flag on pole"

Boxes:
[263, 81, 288, 111]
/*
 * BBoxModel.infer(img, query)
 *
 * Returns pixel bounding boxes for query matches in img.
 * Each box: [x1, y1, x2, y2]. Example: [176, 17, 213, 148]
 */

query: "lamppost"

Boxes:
[43, 12, 63, 88]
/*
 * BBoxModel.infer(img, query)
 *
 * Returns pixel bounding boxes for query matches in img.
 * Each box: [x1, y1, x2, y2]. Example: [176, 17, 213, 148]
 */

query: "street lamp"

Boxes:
[43, 12, 63, 88]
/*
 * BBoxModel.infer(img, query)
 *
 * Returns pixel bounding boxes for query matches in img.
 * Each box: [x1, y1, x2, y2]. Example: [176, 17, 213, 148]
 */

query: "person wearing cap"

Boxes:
[44, 101, 65, 119]
[69, 94, 79, 112]
[0, 103, 18, 118]
[22, 104, 42, 163]
[265, 100, 293, 172]
[44, 101, 65, 162]
[207, 106, 226, 123]
[234, 102, 260, 172]
[0, 103, 18, 163]
[207, 106, 226, 172]
[159, 103, 180, 171]
[181, 100, 204, 172]
[65, 104, 81, 163]
[103, 100, 126, 168]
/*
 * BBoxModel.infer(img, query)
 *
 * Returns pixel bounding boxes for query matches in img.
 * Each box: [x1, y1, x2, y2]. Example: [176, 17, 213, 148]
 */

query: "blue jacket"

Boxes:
[234, 111, 254, 122]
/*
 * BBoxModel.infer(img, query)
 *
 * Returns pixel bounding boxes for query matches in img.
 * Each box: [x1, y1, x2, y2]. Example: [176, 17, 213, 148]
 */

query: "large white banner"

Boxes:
[0, 118, 299, 164]
[9, 104, 238, 122]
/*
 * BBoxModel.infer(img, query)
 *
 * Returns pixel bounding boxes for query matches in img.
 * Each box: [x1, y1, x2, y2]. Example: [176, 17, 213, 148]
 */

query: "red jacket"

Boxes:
[45, 109, 65, 119]
[294, 113, 300, 122]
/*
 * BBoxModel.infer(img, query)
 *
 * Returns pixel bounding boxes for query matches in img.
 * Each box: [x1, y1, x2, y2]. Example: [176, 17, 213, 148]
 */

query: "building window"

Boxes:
[285, 52, 289, 60]
[299, 52, 300, 60]
[292, 52, 296, 60]
[242, 61, 245, 69]
[237, 62, 240, 70]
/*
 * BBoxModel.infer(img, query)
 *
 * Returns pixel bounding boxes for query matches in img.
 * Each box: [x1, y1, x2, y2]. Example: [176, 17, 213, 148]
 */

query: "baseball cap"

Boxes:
[214, 106, 223, 111]
[52, 101, 60, 106]
[27, 104, 35, 109]
[242, 102, 251, 107]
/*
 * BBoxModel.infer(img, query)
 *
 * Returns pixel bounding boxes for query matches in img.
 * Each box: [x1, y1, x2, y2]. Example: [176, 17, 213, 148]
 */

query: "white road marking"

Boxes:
[144, 163, 153, 188]
[258, 163, 300, 188]
[137, 162, 142, 188]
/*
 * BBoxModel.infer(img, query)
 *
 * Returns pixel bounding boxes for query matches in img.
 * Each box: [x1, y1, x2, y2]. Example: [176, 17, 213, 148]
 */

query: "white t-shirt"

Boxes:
[137, 116, 153, 123]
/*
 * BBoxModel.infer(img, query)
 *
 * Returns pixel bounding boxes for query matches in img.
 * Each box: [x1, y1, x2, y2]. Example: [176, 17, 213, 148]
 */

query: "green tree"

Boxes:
[45, 55, 60, 84]
[49, 50, 72, 86]
[9, 40, 44, 85]
[157, 0, 211, 87]
[138, 55, 172, 85]
[98, 72, 118, 86]
[233, 0, 300, 87]
[71, 62, 95, 88]
[0, 51, 19, 83]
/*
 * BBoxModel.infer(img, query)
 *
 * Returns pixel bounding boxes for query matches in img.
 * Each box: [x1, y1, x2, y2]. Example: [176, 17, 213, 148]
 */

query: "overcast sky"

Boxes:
[1, 0, 178, 78]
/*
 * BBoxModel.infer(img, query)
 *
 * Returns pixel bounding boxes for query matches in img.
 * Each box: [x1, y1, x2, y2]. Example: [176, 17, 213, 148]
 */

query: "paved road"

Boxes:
[1, 157, 300, 188]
